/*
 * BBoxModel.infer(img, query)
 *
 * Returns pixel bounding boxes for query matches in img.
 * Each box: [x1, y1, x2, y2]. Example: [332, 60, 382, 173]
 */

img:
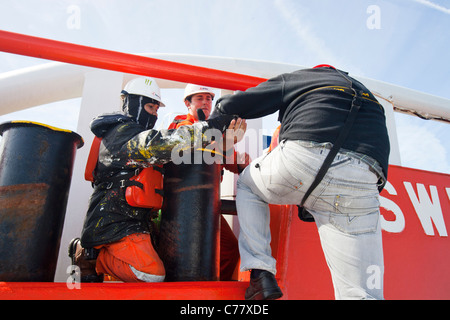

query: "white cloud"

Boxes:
[413, 0, 450, 14]
[272, 0, 365, 75]
[397, 122, 450, 174]
[273, 0, 339, 65]
[0, 99, 81, 132]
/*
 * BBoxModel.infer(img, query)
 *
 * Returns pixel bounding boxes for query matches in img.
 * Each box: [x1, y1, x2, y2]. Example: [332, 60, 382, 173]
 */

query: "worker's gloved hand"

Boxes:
[206, 105, 238, 133]
[205, 114, 236, 133]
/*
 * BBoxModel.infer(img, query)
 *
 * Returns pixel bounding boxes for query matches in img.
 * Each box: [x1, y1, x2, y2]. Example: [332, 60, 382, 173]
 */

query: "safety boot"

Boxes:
[68, 238, 103, 283]
[245, 269, 283, 300]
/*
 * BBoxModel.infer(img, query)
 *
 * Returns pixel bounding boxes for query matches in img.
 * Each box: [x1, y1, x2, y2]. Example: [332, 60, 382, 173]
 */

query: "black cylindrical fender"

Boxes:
[158, 152, 221, 281]
[0, 121, 83, 282]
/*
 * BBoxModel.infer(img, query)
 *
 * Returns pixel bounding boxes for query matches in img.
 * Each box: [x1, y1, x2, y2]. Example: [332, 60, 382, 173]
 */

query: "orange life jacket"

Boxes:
[167, 114, 188, 130]
[84, 136, 163, 209]
[267, 125, 281, 152]
[125, 166, 164, 209]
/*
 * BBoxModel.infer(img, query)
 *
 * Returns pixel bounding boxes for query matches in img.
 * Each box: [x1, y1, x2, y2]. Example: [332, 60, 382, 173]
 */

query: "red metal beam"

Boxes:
[0, 30, 266, 91]
[0, 281, 250, 300]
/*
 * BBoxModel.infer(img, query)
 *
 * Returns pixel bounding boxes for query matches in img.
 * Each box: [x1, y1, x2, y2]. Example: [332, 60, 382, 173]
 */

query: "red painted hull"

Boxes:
[0, 281, 249, 300]
[1, 165, 448, 300]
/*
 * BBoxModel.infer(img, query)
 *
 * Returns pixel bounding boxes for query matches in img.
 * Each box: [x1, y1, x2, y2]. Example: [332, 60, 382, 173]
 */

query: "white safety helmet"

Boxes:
[122, 77, 165, 107]
[183, 83, 215, 101]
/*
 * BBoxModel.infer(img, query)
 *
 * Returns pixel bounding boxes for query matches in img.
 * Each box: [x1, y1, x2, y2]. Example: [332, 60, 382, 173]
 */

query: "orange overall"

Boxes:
[85, 136, 165, 282]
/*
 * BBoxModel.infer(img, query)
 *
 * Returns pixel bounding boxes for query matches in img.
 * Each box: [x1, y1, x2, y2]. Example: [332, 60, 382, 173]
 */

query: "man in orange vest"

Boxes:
[168, 84, 250, 280]
[69, 77, 235, 283]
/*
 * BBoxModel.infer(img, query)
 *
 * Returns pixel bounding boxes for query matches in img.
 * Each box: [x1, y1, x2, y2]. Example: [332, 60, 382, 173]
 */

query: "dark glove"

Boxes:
[208, 102, 228, 120]
[205, 114, 236, 133]
[206, 104, 238, 133]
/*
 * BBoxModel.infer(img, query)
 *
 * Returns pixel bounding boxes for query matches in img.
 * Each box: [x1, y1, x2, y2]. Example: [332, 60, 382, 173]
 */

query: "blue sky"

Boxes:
[0, 0, 449, 173]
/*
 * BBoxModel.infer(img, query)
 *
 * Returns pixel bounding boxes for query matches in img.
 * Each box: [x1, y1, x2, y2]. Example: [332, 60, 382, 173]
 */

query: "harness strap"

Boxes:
[299, 91, 362, 208]
[298, 70, 363, 222]
[95, 171, 144, 190]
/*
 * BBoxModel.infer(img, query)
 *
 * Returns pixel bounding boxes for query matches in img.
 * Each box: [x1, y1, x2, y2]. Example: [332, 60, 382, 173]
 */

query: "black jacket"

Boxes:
[80, 113, 203, 248]
[216, 67, 390, 179]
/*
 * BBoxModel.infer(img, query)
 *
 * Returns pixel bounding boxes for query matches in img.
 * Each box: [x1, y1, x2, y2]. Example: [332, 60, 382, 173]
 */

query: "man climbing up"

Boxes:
[211, 65, 390, 300]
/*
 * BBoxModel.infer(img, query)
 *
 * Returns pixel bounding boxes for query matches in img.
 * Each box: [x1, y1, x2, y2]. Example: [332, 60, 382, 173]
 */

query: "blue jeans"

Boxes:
[236, 140, 384, 300]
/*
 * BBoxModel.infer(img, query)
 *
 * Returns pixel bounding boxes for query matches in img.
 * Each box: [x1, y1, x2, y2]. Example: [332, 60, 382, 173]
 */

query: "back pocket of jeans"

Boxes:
[328, 194, 380, 235]
[330, 211, 379, 235]
[259, 155, 303, 197]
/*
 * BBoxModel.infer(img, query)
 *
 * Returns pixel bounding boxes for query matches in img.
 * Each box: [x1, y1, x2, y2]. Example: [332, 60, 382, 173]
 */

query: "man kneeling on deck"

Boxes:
[69, 77, 236, 283]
